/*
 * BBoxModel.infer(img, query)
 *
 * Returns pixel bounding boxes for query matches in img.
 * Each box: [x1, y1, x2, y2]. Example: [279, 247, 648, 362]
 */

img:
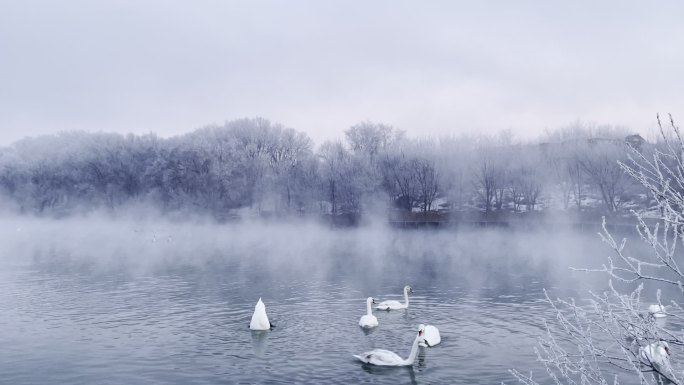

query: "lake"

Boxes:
[0, 218, 666, 384]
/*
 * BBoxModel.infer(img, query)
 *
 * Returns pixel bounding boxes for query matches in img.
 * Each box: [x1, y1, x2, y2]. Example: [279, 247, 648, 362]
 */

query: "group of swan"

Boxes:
[629, 304, 674, 382]
[355, 286, 441, 366]
[353, 324, 439, 366]
[354, 325, 425, 366]
[251, 294, 674, 370]
[358, 285, 412, 328]
[359, 285, 412, 328]
[249, 285, 440, 367]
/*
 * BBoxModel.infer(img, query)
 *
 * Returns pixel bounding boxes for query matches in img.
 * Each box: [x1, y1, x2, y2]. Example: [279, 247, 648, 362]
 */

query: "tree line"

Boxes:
[0, 118, 655, 219]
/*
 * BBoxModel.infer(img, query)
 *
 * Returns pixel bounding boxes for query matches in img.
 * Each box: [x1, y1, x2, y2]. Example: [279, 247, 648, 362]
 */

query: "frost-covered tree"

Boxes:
[318, 140, 348, 215]
[512, 115, 684, 385]
[0, 117, 650, 219]
[345, 121, 402, 163]
[509, 145, 544, 212]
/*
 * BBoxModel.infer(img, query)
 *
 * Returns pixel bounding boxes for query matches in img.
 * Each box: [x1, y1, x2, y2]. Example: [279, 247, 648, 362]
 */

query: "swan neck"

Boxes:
[366, 300, 373, 316]
[404, 291, 409, 306]
[404, 336, 420, 365]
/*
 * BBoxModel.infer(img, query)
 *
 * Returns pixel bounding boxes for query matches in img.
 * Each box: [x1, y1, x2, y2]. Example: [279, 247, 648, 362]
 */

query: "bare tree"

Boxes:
[578, 139, 633, 212]
[381, 151, 420, 212]
[475, 154, 497, 213]
[415, 157, 439, 213]
[474, 142, 507, 213]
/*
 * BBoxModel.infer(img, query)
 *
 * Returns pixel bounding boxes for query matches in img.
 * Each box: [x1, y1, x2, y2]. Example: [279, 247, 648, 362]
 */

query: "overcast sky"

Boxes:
[1, 1, 683, 146]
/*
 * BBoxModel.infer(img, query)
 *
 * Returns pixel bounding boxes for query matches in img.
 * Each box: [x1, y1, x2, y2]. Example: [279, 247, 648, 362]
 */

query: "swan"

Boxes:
[354, 325, 425, 366]
[359, 297, 378, 328]
[640, 341, 673, 381]
[648, 304, 667, 318]
[418, 324, 441, 347]
[249, 298, 273, 331]
[376, 285, 412, 310]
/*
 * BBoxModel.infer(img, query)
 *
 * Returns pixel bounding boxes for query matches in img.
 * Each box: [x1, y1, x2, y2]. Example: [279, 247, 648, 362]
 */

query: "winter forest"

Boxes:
[0, 117, 653, 222]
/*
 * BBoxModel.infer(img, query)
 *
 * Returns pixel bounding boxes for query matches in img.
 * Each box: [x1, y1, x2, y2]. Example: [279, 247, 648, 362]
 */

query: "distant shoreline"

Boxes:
[319, 210, 656, 234]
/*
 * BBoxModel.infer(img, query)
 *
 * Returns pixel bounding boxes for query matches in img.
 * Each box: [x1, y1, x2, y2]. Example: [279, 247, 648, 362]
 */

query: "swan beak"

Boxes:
[424, 340, 431, 347]
[666, 346, 671, 356]
[372, 298, 377, 304]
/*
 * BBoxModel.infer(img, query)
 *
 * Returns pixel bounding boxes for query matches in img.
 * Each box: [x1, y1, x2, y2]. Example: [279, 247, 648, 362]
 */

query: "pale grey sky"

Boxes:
[1, 1, 683, 145]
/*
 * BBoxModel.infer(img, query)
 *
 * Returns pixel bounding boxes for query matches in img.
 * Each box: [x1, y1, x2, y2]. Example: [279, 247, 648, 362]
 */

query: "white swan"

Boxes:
[376, 285, 412, 310]
[648, 304, 667, 318]
[359, 297, 378, 328]
[249, 298, 273, 331]
[354, 325, 425, 366]
[640, 341, 673, 381]
[418, 324, 441, 347]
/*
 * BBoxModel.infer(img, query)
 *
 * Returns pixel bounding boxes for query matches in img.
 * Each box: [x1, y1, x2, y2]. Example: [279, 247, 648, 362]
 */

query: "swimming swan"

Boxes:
[418, 324, 441, 347]
[639, 341, 673, 381]
[359, 297, 378, 328]
[354, 325, 425, 366]
[376, 285, 412, 310]
[249, 298, 273, 331]
[648, 304, 668, 318]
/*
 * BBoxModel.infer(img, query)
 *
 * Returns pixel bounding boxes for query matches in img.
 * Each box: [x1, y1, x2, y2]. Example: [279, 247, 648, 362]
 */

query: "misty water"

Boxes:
[0, 217, 668, 384]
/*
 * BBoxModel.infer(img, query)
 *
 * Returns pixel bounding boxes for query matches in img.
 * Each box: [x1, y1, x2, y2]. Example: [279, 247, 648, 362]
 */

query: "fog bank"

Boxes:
[1, 214, 630, 296]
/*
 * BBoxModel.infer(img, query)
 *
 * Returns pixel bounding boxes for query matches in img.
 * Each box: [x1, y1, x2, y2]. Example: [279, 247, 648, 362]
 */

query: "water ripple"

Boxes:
[0, 248, 625, 385]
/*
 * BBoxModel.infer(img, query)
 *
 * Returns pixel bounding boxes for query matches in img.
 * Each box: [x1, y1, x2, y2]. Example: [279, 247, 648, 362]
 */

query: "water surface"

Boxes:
[0, 221, 664, 384]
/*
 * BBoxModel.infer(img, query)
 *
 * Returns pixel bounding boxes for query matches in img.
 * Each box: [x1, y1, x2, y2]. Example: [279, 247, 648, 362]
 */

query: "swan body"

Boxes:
[640, 341, 672, 380]
[359, 297, 378, 328]
[648, 304, 667, 318]
[376, 285, 412, 310]
[249, 298, 272, 331]
[419, 324, 441, 347]
[354, 326, 425, 366]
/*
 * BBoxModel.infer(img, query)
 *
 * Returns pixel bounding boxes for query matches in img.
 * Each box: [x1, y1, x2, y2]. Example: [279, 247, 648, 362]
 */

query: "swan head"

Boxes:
[659, 340, 671, 356]
[417, 324, 433, 347]
[366, 297, 376, 305]
[416, 324, 426, 344]
[404, 285, 413, 295]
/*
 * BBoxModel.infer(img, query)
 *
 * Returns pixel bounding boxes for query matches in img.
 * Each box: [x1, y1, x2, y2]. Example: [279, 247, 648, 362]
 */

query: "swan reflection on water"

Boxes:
[360, 325, 377, 336]
[361, 363, 418, 385]
[250, 330, 269, 356]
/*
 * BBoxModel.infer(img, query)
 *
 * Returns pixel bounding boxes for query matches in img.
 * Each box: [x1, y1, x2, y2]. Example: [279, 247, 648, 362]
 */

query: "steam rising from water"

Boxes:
[0, 214, 663, 384]
[0, 214, 618, 296]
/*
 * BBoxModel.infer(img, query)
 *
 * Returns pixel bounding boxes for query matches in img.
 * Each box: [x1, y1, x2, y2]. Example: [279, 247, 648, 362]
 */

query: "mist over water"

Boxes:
[0, 215, 664, 384]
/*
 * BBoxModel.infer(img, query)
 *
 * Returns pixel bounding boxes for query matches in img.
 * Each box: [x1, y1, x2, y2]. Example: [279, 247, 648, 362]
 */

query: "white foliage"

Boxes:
[511, 115, 684, 385]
